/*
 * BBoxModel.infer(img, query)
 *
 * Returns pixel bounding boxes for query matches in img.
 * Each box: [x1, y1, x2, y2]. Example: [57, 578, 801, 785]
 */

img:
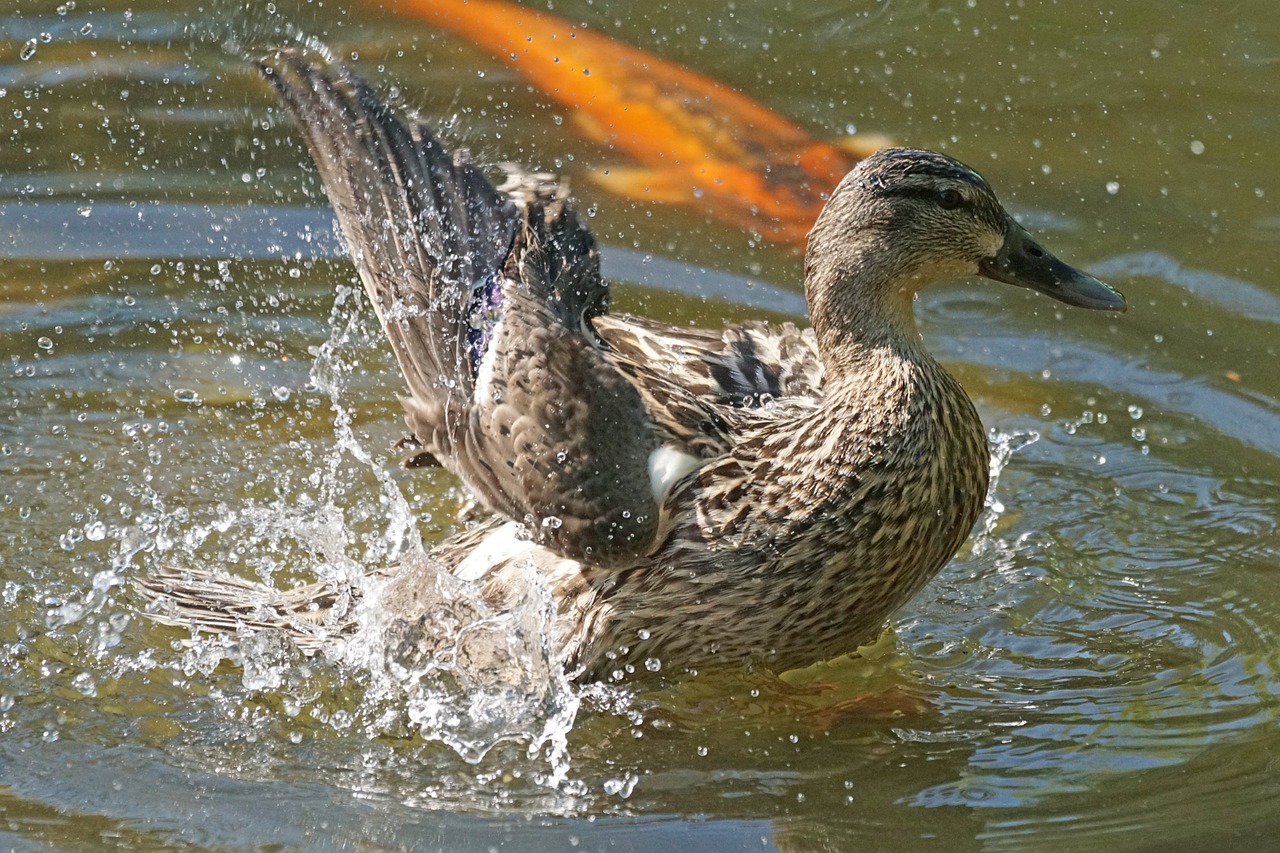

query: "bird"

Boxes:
[136, 51, 1125, 685]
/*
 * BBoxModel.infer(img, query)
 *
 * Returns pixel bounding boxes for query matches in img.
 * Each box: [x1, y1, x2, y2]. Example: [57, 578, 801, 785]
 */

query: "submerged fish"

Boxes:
[386, 0, 889, 243]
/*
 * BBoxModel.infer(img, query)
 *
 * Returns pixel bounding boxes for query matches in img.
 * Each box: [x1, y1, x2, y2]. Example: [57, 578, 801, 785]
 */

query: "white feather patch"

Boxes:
[647, 445, 702, 503]
[472, 315, 504, 405]
[454, 520, 529, 581]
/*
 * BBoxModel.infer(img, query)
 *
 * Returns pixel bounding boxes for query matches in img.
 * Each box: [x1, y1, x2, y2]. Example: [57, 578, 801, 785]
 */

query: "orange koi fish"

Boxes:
[383, 0, 889, 245]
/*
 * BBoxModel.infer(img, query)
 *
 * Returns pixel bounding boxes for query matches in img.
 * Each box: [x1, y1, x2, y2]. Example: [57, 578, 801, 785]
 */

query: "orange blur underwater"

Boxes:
[383, 0, 889, 245]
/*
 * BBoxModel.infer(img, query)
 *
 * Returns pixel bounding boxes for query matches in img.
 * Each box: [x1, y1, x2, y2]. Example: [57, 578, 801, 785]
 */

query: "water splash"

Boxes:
[309, 283, 423, 568]
[127, 280, 587, 782]
[345, 559, 582, 781]
[969, 428, 1039, 558]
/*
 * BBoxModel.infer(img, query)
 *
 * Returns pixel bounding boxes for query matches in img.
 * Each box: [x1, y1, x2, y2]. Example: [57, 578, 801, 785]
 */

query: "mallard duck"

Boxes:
[138, 52, 1125, 684]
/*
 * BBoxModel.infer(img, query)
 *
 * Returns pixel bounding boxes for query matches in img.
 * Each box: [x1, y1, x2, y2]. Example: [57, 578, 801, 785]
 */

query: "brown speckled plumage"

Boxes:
[136, 52, 1125, 683]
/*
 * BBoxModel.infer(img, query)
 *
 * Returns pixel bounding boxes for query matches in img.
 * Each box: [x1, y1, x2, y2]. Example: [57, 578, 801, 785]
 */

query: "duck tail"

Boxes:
[132, 566, 358, 654]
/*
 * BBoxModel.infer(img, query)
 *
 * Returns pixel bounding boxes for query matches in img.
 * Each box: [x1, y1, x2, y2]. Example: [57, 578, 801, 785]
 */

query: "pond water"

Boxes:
[3, 1, 1280, 850]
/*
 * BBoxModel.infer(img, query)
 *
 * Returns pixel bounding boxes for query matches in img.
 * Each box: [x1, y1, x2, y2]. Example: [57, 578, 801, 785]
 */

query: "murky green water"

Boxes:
[3, 0, 1279, 850]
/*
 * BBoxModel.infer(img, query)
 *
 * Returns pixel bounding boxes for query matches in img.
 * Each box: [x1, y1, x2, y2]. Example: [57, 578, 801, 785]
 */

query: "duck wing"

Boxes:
[259, 51, 519, 410]
[596, 314, 825, 407]
[260, 52, 713, 565]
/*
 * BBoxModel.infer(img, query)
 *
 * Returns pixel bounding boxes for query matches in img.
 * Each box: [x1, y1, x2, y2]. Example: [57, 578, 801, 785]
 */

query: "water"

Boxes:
[3, 0, 1280, 849]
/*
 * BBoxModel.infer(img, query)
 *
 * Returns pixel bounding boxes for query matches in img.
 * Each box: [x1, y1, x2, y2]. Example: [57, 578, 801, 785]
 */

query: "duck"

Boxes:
[137, 51, 1125, 684]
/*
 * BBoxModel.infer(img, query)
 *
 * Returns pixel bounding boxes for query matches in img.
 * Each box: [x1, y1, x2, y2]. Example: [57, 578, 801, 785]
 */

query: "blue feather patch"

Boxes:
[466, 272, 504, 374]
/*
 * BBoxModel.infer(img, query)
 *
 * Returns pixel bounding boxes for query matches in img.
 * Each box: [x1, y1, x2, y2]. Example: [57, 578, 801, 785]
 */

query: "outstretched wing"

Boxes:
[260, 52, 713, 565]
[259, 50, 517, 412]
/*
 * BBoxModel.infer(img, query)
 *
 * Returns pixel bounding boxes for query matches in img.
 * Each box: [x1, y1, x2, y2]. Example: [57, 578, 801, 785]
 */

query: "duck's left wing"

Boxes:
[260, 52, 714, 566]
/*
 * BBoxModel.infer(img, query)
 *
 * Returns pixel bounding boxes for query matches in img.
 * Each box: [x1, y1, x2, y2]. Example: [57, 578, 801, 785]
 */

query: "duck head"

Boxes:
[805, 148, 1125, 356]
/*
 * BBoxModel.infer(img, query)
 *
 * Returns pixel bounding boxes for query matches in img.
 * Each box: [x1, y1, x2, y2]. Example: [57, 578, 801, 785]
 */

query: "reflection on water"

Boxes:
[3, 0, 1280, 850]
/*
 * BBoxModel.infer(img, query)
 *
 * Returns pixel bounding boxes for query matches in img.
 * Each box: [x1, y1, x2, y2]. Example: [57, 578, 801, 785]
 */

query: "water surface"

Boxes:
[3, 1, 1280, 850]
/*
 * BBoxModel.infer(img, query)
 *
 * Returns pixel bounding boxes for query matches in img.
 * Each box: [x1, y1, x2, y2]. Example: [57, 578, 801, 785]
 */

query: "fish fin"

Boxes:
[832, 133, 895, 161]
[588, 167, 696, 203]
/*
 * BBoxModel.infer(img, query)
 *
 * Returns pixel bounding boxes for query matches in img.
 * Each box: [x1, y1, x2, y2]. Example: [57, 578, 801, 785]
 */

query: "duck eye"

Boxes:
[938, 189, 964, 210]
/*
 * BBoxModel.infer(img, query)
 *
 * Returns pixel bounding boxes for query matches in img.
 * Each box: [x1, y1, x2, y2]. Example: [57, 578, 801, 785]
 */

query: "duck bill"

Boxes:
[979, 220, 1127, 312]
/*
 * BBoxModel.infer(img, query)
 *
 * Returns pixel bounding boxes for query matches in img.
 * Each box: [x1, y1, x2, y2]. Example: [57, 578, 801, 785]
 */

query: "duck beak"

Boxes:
[979, 219, 1127, 312]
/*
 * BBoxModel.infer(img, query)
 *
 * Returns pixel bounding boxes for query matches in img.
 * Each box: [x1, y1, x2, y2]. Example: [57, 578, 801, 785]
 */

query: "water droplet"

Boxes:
[173, 388, 202, 405]
[20, 40, 37, 61]
[84, 520, 107, 541]
[1105, 181, 1120, 195]
[37, 336, 53, 351]
[59, 526, 84, 551]
[602, 774, 636, 797]
[644, 657, 661, 672]
[1190, 140, 1205, 155]
[80, 23, 92, 35]
[72, 671, 97, 697]
[271, 386, 291, 402]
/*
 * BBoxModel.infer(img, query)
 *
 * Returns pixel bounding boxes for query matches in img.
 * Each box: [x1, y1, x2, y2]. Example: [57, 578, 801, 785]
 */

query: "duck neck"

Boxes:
[805, 243, 930, 382]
